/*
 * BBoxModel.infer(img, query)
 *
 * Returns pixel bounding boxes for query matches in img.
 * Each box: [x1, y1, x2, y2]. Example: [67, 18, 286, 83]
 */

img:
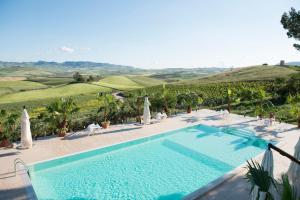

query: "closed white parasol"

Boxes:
[287, 137, 300, 197]
[143, 96, 151, 125]
[21, 107, 32, 148]
[251, 149, 277, 200]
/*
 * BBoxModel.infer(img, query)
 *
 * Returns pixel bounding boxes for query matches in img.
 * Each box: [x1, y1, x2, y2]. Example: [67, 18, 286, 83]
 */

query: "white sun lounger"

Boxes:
[87, 123, 102, 136]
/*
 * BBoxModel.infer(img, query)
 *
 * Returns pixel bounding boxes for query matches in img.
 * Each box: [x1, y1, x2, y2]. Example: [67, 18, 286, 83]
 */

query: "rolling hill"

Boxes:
[0, 61, 146, 77]
[186, 65, 300, 84]
[0, 61, 227, 80]
[0, 80, 48, 96]
[0, 83, 110, 104]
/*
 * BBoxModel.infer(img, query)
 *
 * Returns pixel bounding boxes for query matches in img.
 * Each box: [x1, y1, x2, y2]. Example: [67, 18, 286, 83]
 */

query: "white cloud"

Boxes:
[79, 47, 91, 51]
[59, 46, 74, 53]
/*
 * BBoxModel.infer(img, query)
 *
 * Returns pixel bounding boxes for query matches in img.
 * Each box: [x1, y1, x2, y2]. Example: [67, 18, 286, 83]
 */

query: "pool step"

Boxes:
[221, 127, 255, 139]
[162, 139, 233, 172]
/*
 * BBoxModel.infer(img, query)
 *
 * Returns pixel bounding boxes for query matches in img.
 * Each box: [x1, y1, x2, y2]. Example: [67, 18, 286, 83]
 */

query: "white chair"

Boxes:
[161, 113, 167, 120]
[87, 123, 102, 136]
[216, 110, 224, 119]
[263, 119, 270, 127]
[223, 110, 230, 119]
[156, 113, 162, 120]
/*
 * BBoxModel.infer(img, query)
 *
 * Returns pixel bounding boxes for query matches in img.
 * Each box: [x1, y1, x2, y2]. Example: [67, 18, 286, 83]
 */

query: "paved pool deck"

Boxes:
[0, 109, 299, 200]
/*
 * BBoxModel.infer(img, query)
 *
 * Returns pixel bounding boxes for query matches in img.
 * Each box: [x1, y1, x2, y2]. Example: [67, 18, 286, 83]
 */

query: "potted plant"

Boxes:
[0, 111, 18, 148]
[98, 93, 119, 129]
[178, 92, 199, 114]
[46, 98, 79, 137]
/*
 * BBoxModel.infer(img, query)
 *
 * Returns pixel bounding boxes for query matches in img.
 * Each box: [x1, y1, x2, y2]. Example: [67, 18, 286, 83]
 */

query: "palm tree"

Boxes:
[254, 88, 274, 119]
[161, 84, 177, 115]
[177, 92, 199, 113]
[227, 88, 240, 113]
[118, 99, 134, 123]
[133, 89, 146, 124]
[287, 93, 300, 128]
[46, 97, 79, 137]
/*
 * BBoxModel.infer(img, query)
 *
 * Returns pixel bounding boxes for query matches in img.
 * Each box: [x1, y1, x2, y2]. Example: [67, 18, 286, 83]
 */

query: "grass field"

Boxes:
[127, 76, 166, 87]
[0, 83, 110, 104]
[0, 66, 56, 77]
[28, 77, 74, 86]
[95, 76, 143, 90]
[0, 80, 48, 96]
[188, 65, 299, 84]
[94, 75, 165, 90]
[0, 75, 165, 109]
[0, 76, 26, 81]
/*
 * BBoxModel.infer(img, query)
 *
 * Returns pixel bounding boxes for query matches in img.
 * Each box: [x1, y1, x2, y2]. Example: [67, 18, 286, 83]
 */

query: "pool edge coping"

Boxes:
[183, 138, 288, 200]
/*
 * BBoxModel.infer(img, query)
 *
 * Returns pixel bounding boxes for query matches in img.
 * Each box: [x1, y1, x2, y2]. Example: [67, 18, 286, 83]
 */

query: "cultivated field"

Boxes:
[0, 80, 48, 96]
[0, 83, 110, 104]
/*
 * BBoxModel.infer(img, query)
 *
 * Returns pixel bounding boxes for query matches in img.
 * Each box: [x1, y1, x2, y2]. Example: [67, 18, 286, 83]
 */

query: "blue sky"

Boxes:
[0, 0, 299, 68]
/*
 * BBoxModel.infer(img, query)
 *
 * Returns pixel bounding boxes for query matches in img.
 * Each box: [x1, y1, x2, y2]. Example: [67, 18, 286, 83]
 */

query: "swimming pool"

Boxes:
[29, 124, 268, 200]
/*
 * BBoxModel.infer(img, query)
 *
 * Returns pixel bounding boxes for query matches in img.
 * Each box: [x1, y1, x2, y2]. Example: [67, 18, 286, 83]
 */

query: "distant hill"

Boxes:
[149, 67, 227, 82]
[0, 61, 145, 77]
[0, 61, 228, 81]
[286, 61, 300, 66]
[185, 65, 300, 84]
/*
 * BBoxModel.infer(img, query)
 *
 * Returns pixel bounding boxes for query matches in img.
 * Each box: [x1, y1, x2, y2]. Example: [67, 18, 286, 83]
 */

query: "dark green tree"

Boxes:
[73, 72, 85, 82]
[281, 8, 300, 51]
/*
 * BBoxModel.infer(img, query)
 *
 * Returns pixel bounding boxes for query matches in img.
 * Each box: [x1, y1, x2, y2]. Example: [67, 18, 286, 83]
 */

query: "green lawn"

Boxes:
[0, 83, 111, 104]
[0, 80, 48, 95]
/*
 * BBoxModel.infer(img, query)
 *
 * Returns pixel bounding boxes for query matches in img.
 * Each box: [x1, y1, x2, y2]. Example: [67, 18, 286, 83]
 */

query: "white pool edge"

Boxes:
[184, 138, 288, 200]
[27, 121, 198, 166]
[17, 164, 38, 200]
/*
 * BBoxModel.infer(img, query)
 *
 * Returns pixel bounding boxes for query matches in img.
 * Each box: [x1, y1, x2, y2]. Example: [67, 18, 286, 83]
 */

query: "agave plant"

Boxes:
[245, 159, 276, 200]
[280, 174, 299, 200]
[245, 159, 300, 200]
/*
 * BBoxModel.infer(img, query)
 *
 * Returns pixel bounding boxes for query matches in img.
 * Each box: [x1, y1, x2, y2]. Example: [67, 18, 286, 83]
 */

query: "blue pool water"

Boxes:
[29, 124, 269, 200]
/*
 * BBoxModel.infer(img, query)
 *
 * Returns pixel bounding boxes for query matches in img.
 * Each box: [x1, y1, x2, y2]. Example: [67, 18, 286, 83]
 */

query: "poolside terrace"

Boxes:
[0, 109, 299, 200]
